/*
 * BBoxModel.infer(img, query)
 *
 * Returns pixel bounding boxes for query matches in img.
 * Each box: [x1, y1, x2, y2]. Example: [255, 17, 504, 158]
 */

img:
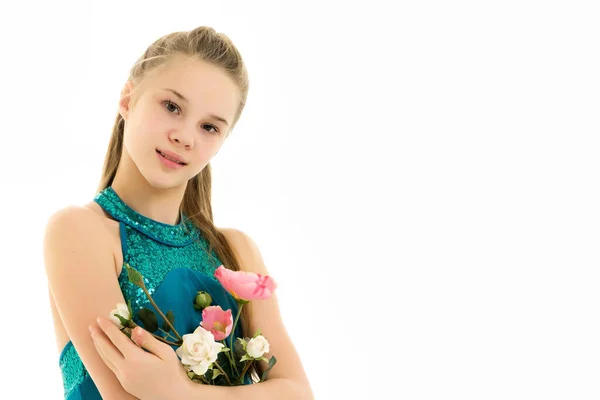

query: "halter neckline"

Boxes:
[93, 186, 200, 247]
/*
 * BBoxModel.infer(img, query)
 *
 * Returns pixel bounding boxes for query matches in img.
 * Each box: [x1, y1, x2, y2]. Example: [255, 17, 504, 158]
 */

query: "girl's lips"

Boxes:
[157, 150, 185, 169]
[157, 149, 187, 165]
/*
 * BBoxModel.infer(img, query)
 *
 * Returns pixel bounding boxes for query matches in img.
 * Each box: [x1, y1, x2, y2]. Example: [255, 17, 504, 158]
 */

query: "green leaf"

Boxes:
[260, 356, 277, 382]
[162, 310, 175, 332]
[211, 368, 222, 380]
[220, 347, 231, 353]
[114, 314, 130, 327]
[240, 354, 253, 362]
[138, 307, 158, 332]
[126, 300, 133, 320]
[125, 263, 145, 289]
[253, 329, 261, 339]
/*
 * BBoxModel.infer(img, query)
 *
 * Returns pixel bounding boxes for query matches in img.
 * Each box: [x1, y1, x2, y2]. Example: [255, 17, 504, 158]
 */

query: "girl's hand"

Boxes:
[90, 316, 193, 400]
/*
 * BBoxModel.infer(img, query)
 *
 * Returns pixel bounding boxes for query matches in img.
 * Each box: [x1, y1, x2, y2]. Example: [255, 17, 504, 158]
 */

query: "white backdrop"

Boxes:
[1, 1, 599, 399]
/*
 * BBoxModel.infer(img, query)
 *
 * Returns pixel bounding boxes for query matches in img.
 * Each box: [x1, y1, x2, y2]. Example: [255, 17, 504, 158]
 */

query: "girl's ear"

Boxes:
[118, 80, 135, 121]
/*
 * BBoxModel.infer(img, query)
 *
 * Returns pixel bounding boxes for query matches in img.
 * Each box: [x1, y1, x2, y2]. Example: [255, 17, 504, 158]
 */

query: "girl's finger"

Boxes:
[91, 326, 123, 373]
[96, 316, 139, 360]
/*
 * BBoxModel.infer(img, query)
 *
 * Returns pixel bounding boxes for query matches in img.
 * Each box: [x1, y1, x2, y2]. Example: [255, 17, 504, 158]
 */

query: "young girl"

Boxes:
[43, 26, 313, 399]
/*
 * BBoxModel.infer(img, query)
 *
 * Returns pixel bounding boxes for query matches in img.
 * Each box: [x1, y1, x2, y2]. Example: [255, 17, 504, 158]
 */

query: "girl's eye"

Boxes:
[202, 124, 219, 134]
[163, 100, 219, 134]
[163, 100, 181, 114]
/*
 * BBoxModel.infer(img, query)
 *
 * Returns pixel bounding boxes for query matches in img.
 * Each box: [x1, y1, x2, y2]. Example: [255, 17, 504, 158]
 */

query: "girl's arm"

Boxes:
[69, 223, 314, 399]
[44, 206, 139, 400]
[182, 228, 314, 400]
[184, 376, 312, 399]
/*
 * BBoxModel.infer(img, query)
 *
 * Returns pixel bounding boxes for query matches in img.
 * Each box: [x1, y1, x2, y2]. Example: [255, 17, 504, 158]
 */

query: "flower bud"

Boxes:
[108, 303, 131, 329]
[194, 291, 212, 310]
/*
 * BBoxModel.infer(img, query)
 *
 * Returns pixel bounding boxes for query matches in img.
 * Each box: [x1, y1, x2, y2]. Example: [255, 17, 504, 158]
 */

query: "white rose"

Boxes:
[246, 335, 270, 358]
[108, 303, 131, 329]
[176, 326, 224, 376]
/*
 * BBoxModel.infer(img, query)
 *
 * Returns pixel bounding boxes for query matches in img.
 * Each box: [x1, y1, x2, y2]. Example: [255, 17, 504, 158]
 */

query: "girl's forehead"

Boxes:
[148, 59, 234, 94]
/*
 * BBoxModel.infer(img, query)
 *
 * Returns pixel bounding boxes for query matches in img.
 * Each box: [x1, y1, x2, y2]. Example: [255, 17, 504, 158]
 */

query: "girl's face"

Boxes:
[118, 56, 240, 190]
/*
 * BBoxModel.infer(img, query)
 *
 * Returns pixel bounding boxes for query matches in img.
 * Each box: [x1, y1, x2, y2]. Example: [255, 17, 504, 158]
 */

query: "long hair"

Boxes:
[97, 26, 259, 380]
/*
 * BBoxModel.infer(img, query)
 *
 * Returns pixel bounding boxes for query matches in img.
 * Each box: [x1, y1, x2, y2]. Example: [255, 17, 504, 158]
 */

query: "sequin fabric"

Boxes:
[117, 222, 221, 315]
[59, 343, 88, 397]
[58, 186, 222, 399]
[95, 186, 201, 246]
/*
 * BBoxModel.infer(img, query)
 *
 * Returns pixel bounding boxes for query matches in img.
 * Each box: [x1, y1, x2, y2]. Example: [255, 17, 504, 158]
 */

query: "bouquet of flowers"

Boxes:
[108, 263, 278, 386]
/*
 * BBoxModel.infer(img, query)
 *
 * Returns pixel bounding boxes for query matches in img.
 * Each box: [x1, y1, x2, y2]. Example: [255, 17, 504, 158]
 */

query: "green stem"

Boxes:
[158, 327, 178, 341]
[221, 340, 233, 366]
[149, 334, 180, 347]
[213, 361, 232, 385]
[140, 285, 182, 341]
[229, 303, 244, 350]
[238, 360, 253, 384]
[227, 302, 244, 377]
[126, 263, 182, 342]
[221, 340, 239, 378]
[129, 322, 181, 347]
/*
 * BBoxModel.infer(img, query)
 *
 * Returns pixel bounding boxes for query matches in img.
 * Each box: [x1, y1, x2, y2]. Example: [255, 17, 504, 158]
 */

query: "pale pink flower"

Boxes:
[200, 305, 233, 341]
[214, 265, 277, 301]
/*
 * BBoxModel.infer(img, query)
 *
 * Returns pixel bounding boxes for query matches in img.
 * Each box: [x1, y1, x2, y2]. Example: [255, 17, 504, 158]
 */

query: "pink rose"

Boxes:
[200, 305, 233, 341]
[214, 265, 277, 301]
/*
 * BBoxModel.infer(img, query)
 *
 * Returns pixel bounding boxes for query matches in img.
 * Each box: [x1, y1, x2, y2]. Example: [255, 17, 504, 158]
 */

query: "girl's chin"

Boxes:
[144, 175, 188, 190]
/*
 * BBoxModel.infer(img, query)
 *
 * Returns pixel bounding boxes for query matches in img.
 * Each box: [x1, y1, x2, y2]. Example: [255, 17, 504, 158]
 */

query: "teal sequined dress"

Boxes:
[58, 186, 249, 399]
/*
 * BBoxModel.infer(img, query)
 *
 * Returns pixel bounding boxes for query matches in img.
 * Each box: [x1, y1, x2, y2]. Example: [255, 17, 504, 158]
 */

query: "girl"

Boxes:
[43, 26, 313, 399]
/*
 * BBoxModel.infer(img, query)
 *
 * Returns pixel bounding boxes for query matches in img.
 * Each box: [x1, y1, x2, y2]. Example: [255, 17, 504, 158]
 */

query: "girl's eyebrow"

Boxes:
[163, 88, 230, 126]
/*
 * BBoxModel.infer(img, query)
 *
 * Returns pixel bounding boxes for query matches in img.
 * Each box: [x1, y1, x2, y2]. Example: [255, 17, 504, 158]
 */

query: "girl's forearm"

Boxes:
[182, 377, 313, 400]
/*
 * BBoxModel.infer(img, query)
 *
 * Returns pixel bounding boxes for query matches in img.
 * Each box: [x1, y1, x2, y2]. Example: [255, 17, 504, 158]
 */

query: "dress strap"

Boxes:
[119, 221, 129, 263]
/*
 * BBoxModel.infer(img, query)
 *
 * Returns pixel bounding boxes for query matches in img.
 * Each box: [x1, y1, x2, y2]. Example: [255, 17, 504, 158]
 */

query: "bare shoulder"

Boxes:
[44, 205, 108, 248]
[45, 202, 121, 262]
[46, 201, 116, 231]
[218, 227, 268, 275]
[43, 203, 119, 306]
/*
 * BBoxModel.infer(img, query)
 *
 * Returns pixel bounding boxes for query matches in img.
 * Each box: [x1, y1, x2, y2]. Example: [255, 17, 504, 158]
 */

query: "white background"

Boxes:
[0, 1, 599, 399]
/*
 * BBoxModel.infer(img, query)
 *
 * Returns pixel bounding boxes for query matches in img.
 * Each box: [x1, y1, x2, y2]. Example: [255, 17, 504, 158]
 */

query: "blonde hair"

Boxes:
[98, 26, 259, 380]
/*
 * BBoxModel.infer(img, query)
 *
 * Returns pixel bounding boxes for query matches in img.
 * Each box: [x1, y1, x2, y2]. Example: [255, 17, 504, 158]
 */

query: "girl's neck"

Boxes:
[110, 154, 186, 226]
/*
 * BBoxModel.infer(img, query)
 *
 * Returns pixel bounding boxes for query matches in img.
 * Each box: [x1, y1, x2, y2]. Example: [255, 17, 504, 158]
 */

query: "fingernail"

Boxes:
[88, 325, 92, 333]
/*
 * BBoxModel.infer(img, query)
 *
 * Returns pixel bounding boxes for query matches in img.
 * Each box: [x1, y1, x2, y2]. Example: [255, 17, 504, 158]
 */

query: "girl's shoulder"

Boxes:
[44, 202, 122, 269]
[218, 227, 267, 275]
